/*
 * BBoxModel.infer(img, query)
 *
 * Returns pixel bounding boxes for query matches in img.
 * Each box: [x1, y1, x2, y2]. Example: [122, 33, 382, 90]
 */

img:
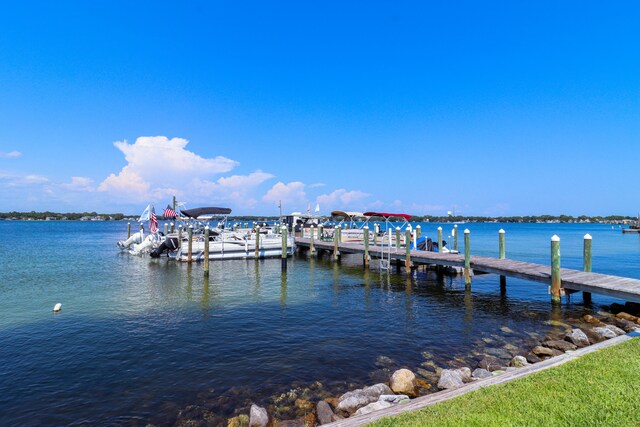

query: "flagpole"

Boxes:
[279, 200, 282, 228]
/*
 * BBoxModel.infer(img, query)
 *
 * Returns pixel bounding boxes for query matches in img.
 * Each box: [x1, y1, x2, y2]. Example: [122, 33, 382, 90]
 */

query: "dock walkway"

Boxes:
[294, 237, 640, 303]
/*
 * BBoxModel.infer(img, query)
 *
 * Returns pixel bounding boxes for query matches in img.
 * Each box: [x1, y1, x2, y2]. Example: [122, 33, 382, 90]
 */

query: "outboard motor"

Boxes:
[426, 237, 434, 252]
[117, 231, 143, 250]
[150, 236, 179, 258]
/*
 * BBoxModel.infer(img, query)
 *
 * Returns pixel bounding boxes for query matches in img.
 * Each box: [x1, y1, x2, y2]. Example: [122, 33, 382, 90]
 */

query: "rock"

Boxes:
[324, 397, 339, 408]
[303, 413, 316, 427]
[379, 394, 410, 404]
[336, 383, 393, 416]
[604, 324, 626, 336]
[316, 401, 334, 425]
[389, 369, 417, 397]
[354, 400, 393, 416]
[485, 347, 512, 359]
[551, 349, 564, 357]
[375, 355, 397, 368]
[416, 368, 439, 383]
[471, 368, 492, 379]
[543, 340, 577, 352]
[565, 329, 590, 347]
[274, 419, 305, 427]
[615, 318, 640, 333]
[583, 328, 606, 344]
[532, 346, 555, 357]
[228, 414, 250, 427]
[615, 312, 638, 322]
[294, 399, 314, 411]
[625, 302, 640, 315]
[415, 378, 432, 391]
[583, 314, 602, 325]
[593, 326, 617, 340]
[249, 405, 269, 427]
[500, 326, 514, 334]
[478, 356, 502, 372]
[437, 368, 470, 390]
[545, 320, 571, 329]
[509, 356, 528, 368]
[525, 353, 542, 364]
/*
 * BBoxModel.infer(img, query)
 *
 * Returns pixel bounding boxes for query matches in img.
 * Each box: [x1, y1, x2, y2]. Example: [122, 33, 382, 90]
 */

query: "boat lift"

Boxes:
[362, 212, 413, 270]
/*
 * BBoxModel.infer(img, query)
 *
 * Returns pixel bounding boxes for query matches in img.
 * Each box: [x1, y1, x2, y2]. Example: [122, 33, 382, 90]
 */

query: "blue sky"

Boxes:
[1, 2, 638, 216]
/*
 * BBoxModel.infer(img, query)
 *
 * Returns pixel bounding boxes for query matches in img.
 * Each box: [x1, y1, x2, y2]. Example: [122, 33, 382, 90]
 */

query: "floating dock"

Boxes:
[295, 237, 640, 304]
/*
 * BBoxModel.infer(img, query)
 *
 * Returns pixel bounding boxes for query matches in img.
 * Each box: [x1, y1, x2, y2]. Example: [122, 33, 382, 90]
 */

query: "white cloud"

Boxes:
[308, 182, 325, 189]
[98, 136, 239, 201]
[316, 188, 369, 209]
[263, 181, 307, 207]
[0, 150, 22, 159]
[0, 172, 49, 187]
[61, 176, 95, 192]
[190, 170, 275, 209]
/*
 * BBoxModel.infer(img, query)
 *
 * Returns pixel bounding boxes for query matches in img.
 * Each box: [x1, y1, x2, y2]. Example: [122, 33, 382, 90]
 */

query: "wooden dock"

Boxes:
[294, 237, 640, 303]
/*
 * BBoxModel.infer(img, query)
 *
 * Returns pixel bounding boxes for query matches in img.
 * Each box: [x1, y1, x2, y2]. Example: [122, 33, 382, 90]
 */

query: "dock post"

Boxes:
[395, 227, 401, 250]
[178, 225, 183, 249]
[309, 225, 315, 256]
[187, 225, 194, 263]
[464, 229, 471, 288]
[454, 224, 458, 252]
[499, 229, 506, 290]
[281, 226, 288, 271]
[204, 226, 210, 275]
[416, 225, 421, 240]
[499, 229, 506, 259]
[255, 226, 261, 259]
[363, 226, 370, 267]
[171, 222, 175, 233]
[437, 227, 443, 251]
[583, 234, 592, 303]
[127, 222, 131, 239]
[333, 227, 340, 261]
[551, 235, 561, 304]
[164, 223, 168, 235]
[405, 229, 412, 270]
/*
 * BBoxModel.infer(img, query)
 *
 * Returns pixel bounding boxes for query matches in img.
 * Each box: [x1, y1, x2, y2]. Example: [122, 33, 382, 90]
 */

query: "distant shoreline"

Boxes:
[0, 211, 635, 224]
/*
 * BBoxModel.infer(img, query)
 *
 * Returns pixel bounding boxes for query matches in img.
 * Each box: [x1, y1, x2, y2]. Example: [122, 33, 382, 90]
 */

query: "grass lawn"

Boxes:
[370, 338, 640, 427]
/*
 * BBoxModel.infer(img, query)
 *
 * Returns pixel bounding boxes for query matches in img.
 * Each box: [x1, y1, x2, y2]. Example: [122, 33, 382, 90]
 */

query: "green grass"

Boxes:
[370, 338, 640, 427]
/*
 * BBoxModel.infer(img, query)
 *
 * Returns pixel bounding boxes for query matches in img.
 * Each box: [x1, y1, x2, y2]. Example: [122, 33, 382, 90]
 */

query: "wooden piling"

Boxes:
[551, 235, 561, 304]
[164, 223, 168, 235]
[127, 222, 131, 239]
[187, 225, 193, 263]
[416, 225, 421, 240]
[178, 225, 182, 249]
[281, 226, 288, 271]
[437, 226, 443, 252]
[309, 225, 315, 255]
[499, 229, 506, 259]
[405, 229, 411, 270]
[204, 226, 210, 275]
[464, 229, 471, 287]
[395, 227, 401, 250]
[255, 226, 261, 259]
[333, 227, 340, 261]
[454, 224, 458, 252]
[363, 225, 370, 267]
[583, 233, 592, 303]
[170, 222, 175, 233]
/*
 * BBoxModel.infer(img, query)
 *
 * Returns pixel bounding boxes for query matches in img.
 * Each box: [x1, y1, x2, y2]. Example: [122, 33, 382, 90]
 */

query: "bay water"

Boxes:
[1, 221, 638, 425]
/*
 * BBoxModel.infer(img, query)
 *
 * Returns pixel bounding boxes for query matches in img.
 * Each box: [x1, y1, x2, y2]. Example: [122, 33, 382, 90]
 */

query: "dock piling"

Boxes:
[255, 226, 261, 259]
[363, 225, 370, 267]
[416, 225, 421, 240]
[170, 222, 175, 233]
[499, 229, 506, 259]
[281, 226, 288, 271]
[333, 227, 340, 261]
[464, 229, 471, 287]
[437, 227, 443, 252]
[164, 223, 168, 235]
[178, 225, 183, 249]
[309, 225, 315, 256]
[583, 234, 592, 303]
[551, 235, 561, 304]
[187, 225, 193, 263]
[405, 229, 411, 270]
[395, 227, 401, 250]
[127, 222, 131, 239]
[204, 226, 210, 275]
[454, 224, 458, 252]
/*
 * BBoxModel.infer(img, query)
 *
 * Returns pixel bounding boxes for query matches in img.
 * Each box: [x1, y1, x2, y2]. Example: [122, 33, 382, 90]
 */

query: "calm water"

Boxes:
[1, 221, 638, 426]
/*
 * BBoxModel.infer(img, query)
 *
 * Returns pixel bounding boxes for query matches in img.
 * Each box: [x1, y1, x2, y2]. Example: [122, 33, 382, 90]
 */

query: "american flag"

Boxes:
[163, 204, 177, 218]
[150, 206, 158, 233]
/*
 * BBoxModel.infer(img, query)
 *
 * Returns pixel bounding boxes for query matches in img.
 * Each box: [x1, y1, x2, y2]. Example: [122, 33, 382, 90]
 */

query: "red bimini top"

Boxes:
[363, 212, 412, 221]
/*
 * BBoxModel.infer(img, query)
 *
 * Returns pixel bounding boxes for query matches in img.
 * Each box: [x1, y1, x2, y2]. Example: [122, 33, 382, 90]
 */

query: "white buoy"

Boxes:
[53, 303, 62, 312]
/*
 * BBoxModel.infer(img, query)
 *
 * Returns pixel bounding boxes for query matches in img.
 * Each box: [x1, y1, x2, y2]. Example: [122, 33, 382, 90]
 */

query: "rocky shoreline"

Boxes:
[174, 303, 640, 427]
